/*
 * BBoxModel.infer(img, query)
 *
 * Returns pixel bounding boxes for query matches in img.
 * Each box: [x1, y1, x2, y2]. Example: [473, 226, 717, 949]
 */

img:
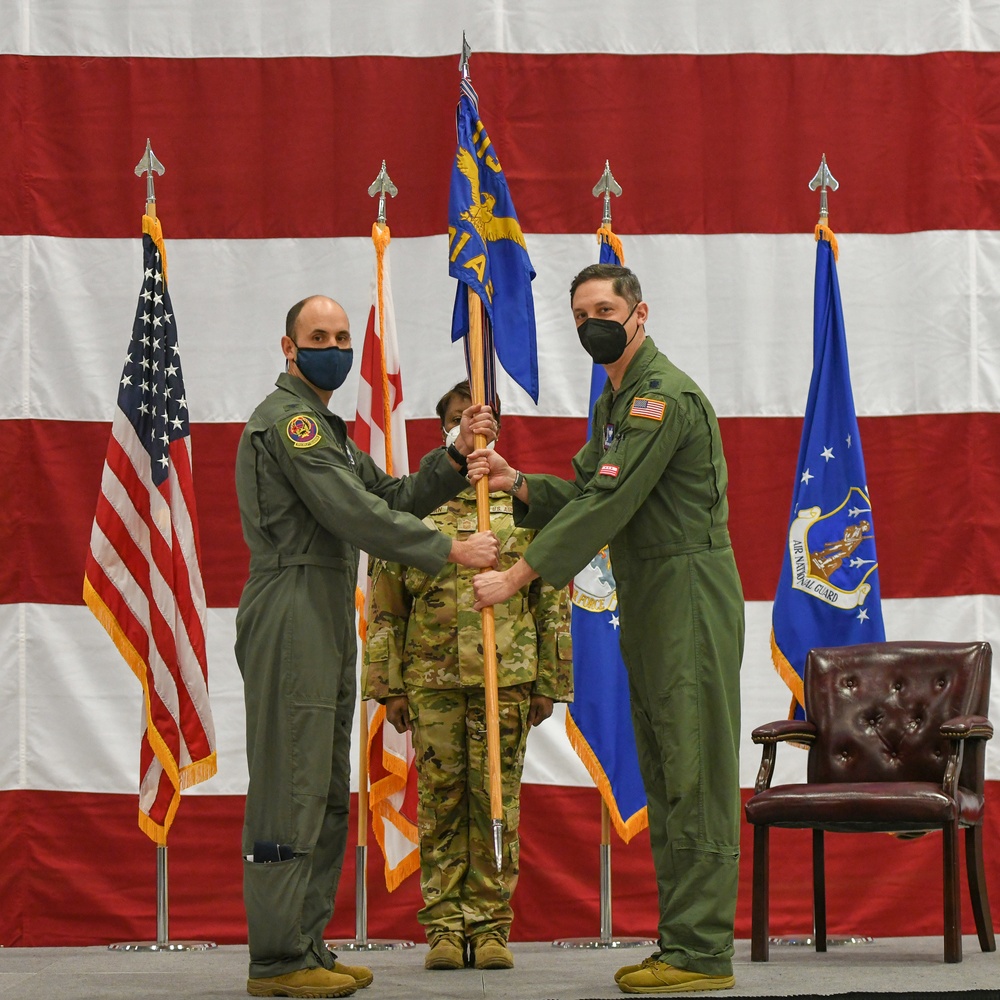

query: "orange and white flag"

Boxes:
[353, 222, 420, 889]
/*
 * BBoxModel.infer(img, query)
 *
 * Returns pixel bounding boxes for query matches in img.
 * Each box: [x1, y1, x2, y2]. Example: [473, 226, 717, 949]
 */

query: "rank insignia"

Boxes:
[630, 396, 666, 421]
[286, 414, 321, 448]
[599, 463, 620, 477]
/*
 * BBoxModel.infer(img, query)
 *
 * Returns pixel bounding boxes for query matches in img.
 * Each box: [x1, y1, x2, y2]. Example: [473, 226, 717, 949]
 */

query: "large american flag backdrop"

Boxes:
[2, 1, 999, 945]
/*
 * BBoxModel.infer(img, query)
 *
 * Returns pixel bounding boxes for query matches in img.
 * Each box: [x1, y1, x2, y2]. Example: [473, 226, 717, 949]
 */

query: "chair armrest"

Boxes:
[750, 720, 817, 793]
[751, 719, 817, 745]
[940, 715, 993, 741]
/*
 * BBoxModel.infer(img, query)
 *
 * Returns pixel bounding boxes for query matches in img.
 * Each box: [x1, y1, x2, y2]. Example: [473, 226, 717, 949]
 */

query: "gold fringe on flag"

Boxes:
[814, 221, 839, 261]
[565, 711, 648, 844]
[143, 214, 169, 285]
[596, 225, 625, 264]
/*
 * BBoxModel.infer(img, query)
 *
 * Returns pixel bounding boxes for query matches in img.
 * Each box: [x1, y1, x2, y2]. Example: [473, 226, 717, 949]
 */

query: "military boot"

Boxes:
[617, 960, 735, 994]
[246, 966, 357, 997]
[424, 932, 466, 970]
[471, 933, 514, 970]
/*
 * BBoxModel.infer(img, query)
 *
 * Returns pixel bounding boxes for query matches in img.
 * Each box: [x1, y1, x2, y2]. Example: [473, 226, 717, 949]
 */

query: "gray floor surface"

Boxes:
[0, 937, 996, 999]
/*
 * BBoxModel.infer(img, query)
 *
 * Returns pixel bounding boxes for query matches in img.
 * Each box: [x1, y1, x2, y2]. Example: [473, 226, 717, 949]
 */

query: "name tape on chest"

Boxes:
[286, 414, 322, 448]
[629, 396, 666, 422]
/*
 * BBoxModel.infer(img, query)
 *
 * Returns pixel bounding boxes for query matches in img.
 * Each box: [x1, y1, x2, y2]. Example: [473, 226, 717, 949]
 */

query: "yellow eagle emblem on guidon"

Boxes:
[788, 486, 878, 610]
[455, 146, 528, 249]
[286, 414, 321, 449]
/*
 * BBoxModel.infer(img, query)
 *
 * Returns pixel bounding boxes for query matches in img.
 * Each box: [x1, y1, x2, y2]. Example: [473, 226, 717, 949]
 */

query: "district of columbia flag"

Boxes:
[448, 70, 538, 404]
[565, 227, 648, 842]
[771, 225, 886, 717]
[82, 213, 217, 844]
[353, 222, 420, 890]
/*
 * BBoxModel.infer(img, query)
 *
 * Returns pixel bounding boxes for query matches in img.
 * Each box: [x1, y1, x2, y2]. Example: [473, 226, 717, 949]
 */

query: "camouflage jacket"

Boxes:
[362, 489, 573, 700]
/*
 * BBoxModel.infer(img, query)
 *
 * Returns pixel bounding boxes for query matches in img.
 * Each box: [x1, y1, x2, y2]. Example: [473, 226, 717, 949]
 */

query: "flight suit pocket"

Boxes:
[288, 702, 337, 798]
[243, 854, 306, 959]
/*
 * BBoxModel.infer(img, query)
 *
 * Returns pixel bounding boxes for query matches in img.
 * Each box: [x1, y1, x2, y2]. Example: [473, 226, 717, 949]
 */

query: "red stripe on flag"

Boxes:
[3, 52, 1000, 238]
[9, 412, 1000, 607]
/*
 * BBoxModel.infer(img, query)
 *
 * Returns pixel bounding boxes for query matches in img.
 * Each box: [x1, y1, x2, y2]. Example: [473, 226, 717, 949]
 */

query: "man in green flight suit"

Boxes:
[471, 264, 744, 995]
[235, 295, 499, 999]
[362, 381, 573, 973]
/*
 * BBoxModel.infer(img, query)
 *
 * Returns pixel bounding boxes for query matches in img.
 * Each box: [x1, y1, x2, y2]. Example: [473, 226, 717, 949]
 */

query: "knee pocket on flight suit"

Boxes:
[672, 841, 740, 870]
[244, 854, 308, 961]
[288, 702, 337, 799]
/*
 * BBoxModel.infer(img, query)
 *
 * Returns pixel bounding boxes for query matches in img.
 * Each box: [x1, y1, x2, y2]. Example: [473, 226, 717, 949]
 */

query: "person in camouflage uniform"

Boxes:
[363, 382, 573, 973]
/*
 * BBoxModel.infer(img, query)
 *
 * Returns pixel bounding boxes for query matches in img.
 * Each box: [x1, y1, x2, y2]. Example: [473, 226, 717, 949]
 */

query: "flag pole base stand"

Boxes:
[325, 939, 414, 952]
[552, 936, 656, 949]
[768, 936, 874, 947]
[108, 941, 217, 952]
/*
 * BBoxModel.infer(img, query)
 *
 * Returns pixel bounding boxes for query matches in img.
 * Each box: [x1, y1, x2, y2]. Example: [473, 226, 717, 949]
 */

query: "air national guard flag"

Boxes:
[771, 229, 886, 716]
[448, 73, 538, 403]
[564, 228, 648, 842]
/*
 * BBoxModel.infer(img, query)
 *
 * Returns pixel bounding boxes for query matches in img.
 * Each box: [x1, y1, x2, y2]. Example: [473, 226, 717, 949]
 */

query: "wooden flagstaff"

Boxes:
[466, 286, 505, 872]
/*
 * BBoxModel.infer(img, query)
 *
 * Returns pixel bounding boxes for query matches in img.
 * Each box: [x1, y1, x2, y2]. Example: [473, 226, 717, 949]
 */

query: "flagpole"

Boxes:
[108, 140, 215, 954]
[330, 161, 412, 952]
[466, 286, 505, 872]
[554, 164, 653, 950]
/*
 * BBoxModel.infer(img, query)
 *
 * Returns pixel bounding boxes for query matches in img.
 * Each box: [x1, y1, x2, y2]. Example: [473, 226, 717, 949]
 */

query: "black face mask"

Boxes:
[576, 303, 639, 364]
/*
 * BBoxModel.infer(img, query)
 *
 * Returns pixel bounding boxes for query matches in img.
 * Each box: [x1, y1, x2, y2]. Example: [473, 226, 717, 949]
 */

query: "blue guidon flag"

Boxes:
[448, 71, 538, 403]
[771, 229, 886, 717]
[565, 228, 648, 843]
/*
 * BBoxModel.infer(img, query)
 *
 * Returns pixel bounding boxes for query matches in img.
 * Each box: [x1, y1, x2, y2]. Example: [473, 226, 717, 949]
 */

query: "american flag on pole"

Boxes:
[354, 221, 420, 889]
[82, 214, 217, 844]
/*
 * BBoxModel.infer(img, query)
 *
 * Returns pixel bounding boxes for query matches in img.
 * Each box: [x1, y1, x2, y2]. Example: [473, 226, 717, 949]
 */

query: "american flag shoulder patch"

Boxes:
[630, 396, 666, 421]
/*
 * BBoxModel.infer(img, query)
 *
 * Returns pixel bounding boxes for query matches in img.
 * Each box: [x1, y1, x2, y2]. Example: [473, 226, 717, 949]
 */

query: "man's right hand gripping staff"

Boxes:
[448, 530, 500, 568]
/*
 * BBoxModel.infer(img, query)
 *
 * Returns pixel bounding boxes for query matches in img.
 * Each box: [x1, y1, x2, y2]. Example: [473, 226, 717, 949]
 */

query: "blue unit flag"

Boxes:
[771, 231, 886, 715]
[448, 75, 538, 403]
[565, 228, 648, 841]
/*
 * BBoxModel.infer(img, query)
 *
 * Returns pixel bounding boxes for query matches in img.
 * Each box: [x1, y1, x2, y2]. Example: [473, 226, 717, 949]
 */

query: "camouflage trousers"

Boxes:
[406, 682, 532, 943]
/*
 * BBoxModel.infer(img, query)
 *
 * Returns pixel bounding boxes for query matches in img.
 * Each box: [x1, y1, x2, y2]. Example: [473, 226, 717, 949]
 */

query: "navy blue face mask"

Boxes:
[293, 346, 353, 391]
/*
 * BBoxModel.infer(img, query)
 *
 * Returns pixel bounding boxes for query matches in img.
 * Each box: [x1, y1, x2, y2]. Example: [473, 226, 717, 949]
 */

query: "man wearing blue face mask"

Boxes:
[471, 265, 744, 995]
[235, 295, 500, 999]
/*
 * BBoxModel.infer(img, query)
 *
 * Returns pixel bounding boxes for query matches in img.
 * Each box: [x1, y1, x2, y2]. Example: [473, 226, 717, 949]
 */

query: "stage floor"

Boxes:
[0, 937, 996, 998]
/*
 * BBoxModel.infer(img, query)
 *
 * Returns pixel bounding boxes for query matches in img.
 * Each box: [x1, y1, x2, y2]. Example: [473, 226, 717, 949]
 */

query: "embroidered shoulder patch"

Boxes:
[599, 463, 620, 477]
[629, 396, 666, 421]
[286, 414, 322, 448]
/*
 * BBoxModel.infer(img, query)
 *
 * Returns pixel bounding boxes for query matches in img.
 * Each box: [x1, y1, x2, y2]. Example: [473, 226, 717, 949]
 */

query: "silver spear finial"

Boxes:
[367, 160, 398, 226]
[134, 138, 165, 208]
[592, 160, 623, 228]
[460, 31, 471, 79]
[808, 154, 839, 224]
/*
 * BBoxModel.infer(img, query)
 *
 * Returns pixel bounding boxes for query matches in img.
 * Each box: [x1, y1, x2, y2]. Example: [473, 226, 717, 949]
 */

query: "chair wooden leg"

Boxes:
[812, 829, 827, 952]
[751, 824, 770, 961]
[965, 824, 996, 953]
[943, 821, 962, 962]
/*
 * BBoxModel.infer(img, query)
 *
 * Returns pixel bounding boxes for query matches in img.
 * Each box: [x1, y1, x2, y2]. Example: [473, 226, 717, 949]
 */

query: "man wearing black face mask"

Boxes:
[235, 295, 500, 998]
[471, 265, 744, 994]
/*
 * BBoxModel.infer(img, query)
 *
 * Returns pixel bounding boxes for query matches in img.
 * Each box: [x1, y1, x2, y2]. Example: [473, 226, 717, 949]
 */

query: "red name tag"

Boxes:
[599, 463, 620, 477]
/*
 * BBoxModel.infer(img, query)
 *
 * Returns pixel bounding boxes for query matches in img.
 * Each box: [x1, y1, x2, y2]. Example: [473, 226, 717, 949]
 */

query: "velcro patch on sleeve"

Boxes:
[629, 396, 666, 421]
[599, 463, 620, 477]
[286, 414, 322, 448]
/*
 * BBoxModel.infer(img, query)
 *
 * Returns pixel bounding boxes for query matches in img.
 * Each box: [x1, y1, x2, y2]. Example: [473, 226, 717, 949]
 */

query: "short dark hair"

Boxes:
[569, 264, 642, 308]
[285, 296, 318, 340]
[435, 379, 501, 425]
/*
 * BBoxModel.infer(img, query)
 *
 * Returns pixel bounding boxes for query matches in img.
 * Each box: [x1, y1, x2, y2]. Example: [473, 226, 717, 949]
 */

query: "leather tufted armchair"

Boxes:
[745, 640, 995, 963]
